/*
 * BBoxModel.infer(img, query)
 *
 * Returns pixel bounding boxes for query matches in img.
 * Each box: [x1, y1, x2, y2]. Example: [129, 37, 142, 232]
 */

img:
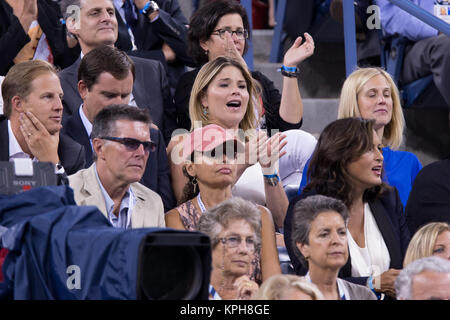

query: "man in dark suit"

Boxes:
[61, 45, 176, 211]
[405, 156, 450, 235]
[113, 0, 195, 94]
[59, 0, 177, 144]
[0, 60, 85, 176]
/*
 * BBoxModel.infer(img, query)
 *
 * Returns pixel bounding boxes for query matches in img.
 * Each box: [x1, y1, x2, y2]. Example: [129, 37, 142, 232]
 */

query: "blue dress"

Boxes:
[297, 147, 422, 209]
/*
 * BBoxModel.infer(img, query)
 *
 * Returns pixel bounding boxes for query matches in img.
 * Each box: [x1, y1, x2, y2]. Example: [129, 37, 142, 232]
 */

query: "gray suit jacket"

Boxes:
[68, 164, 165, 228]
[341, 279, 378, 300]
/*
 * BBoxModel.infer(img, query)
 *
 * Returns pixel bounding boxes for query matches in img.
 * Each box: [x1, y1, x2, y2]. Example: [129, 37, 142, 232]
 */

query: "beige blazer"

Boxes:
[68, 165, 165, 228]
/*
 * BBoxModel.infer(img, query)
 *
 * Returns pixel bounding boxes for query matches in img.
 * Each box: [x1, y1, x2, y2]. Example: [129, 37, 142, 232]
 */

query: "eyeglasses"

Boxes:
[99, 136, 156, 153]
[211, 28, 248, 40]
[218, 236, 256, 251]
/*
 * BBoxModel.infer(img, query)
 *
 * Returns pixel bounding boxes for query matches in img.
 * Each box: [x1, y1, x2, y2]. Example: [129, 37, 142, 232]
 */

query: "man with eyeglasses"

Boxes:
[61, 45, 176, 211]
[68, 104, 165, 229]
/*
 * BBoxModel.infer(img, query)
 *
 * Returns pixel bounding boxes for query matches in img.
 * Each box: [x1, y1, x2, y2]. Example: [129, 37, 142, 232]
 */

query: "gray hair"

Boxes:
[197, 197, 261, 250]
[60, 0, 114, 19]
[91, 104, 151, 161]
[291, 195, 349, 268]
[395, 256, 450, 300]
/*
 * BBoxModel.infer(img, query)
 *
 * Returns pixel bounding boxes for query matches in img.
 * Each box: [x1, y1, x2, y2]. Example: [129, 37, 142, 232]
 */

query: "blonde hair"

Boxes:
[337, 67, 405, 149]
[403, 222, 450, 267]
[252, 274, 324, 300]
[1, 60, 57, 118]
[189, 56, 257, 132]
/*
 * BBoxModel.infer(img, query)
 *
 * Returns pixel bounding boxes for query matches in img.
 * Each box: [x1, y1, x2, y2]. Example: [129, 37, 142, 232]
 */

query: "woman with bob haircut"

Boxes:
[284, 117, 410, 299]
[290, 195, 377, 300]
[197, 197, 263, 300]
[403, 222, 450, 267]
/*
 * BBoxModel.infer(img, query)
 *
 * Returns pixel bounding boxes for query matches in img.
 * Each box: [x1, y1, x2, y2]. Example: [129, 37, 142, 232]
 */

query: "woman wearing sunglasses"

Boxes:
[165, 124, 281, 283]
[198, 197, 262, 300]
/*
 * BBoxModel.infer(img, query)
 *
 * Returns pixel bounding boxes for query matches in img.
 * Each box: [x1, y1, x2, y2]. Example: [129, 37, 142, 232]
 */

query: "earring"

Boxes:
[202, 107, 208, 117]
[192, 176, 198, 193]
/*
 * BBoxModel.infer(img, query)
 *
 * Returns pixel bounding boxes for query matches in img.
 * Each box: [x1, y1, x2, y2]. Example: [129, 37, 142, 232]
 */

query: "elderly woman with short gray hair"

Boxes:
[198, 197, 261, 300]
[291, 195, 377, 300]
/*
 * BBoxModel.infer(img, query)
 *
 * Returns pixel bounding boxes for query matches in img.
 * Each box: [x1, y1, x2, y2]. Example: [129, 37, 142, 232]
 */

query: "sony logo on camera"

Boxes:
[12, 180, 37, 187]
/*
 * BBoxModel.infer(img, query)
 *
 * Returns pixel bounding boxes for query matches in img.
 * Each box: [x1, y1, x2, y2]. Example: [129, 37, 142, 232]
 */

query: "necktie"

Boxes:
[13, 23, 44, 64]
[123, 0, 137, 28]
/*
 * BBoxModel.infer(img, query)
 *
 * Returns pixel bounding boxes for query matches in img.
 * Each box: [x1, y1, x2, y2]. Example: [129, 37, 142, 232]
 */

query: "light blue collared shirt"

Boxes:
[376, 0, 439, 41]
[79, 104, 93, 152]
[93, 163, 135, 229]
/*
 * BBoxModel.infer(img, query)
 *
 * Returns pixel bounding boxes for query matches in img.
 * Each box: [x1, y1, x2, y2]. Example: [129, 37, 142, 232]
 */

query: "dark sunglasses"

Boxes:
[192, 141, 244, 161]
[99, 136, 156, 153]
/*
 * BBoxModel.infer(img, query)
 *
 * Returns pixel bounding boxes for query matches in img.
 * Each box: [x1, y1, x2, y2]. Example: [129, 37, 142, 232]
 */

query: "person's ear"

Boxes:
[296, 242, 310, 261]
[200, 91, 208, 109]
[78, 80, 89, 100]
[11, 96, 25, 114]
[185, 162, 197, 178]
[92, 138, 105, 161]
[65, 14, 80, 36]
[200, 39, 210, 54]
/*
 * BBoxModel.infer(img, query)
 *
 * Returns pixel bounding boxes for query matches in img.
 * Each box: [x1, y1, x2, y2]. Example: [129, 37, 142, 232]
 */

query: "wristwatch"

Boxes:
[141, 1, 159, 16]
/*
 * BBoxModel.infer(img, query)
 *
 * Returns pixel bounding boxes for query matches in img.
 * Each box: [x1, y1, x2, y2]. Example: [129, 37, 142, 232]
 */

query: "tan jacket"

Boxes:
[68, 165, 165, 228]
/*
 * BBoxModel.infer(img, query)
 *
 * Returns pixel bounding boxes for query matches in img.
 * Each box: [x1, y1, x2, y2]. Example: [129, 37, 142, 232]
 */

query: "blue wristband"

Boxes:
[263, 172, 279, 179]
[367, 276, 382, 299]
[280, 65, 298, 72]
[278, 65, 300, 78]
[367, 276, 375, 292]
[139, 1, 151, 14]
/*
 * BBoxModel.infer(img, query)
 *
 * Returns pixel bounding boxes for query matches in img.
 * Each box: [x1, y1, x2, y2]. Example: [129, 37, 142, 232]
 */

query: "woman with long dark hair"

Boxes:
[284, 118, 410, 299]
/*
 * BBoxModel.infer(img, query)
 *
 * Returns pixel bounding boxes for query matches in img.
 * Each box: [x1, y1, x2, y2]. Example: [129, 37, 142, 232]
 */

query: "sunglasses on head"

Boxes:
[99, 136, 156, 153]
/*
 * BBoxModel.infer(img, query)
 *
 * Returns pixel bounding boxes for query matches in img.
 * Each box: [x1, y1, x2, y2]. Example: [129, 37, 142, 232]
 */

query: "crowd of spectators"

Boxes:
[0, 0, 449, 301]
